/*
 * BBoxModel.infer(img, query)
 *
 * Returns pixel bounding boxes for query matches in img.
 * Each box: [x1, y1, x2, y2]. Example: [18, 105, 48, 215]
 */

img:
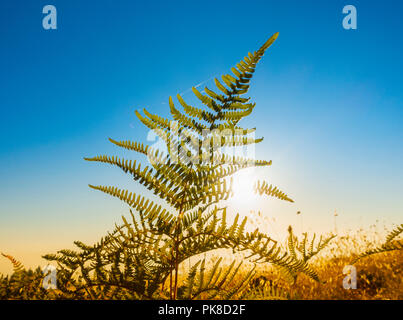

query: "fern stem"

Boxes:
[172, 189, 187, 299]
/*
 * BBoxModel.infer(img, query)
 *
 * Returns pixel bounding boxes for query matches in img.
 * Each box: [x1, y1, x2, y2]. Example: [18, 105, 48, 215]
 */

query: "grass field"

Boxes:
[1, 224, 401, 300]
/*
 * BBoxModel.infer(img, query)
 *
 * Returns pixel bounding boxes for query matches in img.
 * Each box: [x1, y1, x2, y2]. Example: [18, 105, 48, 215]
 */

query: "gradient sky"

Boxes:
[1, 0, 402, 274]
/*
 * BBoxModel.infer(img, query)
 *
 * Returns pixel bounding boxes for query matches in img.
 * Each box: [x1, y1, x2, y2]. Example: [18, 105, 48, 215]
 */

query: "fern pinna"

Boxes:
[44, 33, 331, 300]
[351, 223, 403, 264]
[0, 253, 54, 300]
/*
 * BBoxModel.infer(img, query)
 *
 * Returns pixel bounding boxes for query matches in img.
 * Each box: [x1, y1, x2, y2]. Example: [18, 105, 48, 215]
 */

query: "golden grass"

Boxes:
[229, 226, 403, 300]
[1, 224, 401, 300]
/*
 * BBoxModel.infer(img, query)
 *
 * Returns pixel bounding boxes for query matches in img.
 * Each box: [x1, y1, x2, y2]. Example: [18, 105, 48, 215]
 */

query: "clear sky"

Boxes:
[1, 0, 402, 274]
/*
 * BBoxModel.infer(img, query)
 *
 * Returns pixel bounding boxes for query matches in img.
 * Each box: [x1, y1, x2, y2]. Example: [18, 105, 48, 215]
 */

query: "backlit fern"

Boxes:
[352, 224, 403, 264]
[42, 32, 332, 300]
[265, 227, 336, 285]
[0, 253, 55, 300]
[0, 31, 401, 301]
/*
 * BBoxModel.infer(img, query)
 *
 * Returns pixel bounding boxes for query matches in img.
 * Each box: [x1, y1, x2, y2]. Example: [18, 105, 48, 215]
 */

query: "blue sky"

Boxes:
[0, 0, 402, 273]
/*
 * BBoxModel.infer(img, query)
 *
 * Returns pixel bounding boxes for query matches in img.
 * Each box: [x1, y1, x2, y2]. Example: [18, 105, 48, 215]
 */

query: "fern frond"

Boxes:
[88, 185, 170, 218]
[352, 240, 403, 264]
[254, 180, 294, 202]
[108, 138, 151, 155]
[1, 253, 24, 273]
[73, 32, 314, 300]
[386, 223, 403, 243]
[184, 260, 201, 299]
[84, 155, 182, 207]
[352, 224, 403, 264]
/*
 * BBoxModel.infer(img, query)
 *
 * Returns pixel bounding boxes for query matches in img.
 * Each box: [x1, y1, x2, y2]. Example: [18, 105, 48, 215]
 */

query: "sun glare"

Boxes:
[231, 168, 259, 207]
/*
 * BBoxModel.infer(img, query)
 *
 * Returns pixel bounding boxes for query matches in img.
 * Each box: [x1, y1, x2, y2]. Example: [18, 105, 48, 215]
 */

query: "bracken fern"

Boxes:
[40, 32, 331, 299]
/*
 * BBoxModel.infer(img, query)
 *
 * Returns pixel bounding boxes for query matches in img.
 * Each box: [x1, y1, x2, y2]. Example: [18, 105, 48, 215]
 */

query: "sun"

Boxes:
[230, 168, 259, 207]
